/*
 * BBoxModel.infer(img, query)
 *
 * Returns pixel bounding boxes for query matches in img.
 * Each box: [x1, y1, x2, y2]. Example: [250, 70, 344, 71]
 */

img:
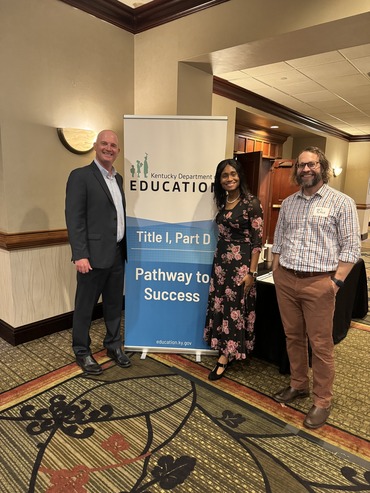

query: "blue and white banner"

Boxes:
[123, 115, 227, 353]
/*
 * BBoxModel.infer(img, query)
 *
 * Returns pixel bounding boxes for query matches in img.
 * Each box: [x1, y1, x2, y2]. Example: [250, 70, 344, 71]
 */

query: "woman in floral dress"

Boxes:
[204, 159, 263, 380]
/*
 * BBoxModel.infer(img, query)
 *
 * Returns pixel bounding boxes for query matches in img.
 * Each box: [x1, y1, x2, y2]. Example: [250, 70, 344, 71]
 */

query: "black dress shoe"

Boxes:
[208, 361, 228, 381]
[107, 347, 131, 368]
[273, 386, 309, 403]
[76, 355, 103, 375]
[303, 405, 331, 429]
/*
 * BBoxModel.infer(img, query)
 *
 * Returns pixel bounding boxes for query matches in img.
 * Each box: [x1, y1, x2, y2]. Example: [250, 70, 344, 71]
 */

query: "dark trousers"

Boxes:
[72, 244, 124, 356]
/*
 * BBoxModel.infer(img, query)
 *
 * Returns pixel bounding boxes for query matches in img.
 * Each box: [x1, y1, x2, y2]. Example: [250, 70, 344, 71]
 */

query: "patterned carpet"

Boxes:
[156, 324, 370, 444]
[1, 351, 370, 493]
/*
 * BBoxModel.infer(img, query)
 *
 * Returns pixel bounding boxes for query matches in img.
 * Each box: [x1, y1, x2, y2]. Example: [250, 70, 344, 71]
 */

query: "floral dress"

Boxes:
[204, 194, 263, 360]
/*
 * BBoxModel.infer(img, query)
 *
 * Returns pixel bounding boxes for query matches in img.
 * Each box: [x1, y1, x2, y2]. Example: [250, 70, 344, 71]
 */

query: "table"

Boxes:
[253, 258, 368, 373]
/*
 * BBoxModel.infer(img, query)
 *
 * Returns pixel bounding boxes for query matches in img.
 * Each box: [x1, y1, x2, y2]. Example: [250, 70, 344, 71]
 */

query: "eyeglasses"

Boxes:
[296, 161, 320, 170]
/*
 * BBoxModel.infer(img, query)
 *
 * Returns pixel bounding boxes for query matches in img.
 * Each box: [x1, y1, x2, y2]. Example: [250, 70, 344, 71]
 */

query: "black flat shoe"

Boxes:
[208, 361, 228, 381]
[76, 354, 103, 375]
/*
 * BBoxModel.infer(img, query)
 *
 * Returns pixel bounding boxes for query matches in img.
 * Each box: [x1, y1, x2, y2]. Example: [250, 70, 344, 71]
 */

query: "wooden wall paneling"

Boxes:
[246, 139, 255, 152]
[236, 135, 246, 152]
[262, 142, 270, 157]
[254, 140, 262, 152]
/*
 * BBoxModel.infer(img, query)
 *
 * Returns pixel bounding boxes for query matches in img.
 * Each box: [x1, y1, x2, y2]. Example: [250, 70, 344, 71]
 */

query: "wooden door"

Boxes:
[266, 160, 299, 243]
[234, 152, 271, 244]
[234, 151, 261, 196]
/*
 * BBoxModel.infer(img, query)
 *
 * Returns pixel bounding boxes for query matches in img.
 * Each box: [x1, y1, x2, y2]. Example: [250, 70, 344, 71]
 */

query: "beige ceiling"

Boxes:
[219, 45, 370, 137]
[87, 2, 370, 138]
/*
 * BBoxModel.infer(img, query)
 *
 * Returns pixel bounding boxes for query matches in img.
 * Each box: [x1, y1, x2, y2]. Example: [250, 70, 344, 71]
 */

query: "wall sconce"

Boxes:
[333, 167, 343, 177]
[57, 128, 96, 154]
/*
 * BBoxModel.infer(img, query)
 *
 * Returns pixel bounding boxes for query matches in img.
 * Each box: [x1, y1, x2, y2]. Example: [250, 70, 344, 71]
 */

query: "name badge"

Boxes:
[313, 206, 330, 217]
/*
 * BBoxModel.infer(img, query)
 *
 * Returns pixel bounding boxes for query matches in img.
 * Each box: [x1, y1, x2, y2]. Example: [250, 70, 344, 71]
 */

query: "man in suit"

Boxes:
[65, 129, 131, 374]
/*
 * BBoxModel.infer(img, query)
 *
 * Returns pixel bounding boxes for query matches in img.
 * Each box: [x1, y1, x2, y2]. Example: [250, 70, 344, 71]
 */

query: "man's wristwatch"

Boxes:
[248, 271, 258, 279]
[331, 276, 344, 288]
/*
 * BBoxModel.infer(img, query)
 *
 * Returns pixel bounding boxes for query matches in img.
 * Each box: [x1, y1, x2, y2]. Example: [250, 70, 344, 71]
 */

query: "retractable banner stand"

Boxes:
[123, 115, 228, 356]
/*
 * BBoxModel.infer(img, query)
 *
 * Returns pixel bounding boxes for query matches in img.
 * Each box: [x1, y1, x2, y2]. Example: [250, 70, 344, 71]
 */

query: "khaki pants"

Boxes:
[273, 265, 336, 408]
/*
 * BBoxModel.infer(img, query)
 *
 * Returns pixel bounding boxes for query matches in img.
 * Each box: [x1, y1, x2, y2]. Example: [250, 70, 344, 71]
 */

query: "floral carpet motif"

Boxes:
[1, 354, 370, 493]
[167, 323, 370, 451]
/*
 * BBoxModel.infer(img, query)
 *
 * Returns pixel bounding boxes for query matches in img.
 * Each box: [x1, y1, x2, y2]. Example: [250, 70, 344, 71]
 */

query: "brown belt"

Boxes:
[280, 265, 335, 279]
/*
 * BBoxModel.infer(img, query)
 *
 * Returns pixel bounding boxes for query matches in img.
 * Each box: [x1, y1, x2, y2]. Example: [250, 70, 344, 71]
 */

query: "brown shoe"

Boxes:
[303, 405, 331, 429]
[273, 386, 309, 404]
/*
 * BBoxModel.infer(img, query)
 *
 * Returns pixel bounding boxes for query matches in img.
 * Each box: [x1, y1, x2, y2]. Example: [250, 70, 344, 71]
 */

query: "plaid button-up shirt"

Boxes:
[272, 184, 361, 272]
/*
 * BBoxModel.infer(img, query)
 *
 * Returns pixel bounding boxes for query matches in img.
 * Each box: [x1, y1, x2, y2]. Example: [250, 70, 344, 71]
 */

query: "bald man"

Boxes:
[65, 130, 131, 374]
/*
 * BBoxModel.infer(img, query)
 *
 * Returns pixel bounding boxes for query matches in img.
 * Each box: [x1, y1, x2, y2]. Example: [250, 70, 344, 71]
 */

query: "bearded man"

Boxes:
[271, 146, 360, 429]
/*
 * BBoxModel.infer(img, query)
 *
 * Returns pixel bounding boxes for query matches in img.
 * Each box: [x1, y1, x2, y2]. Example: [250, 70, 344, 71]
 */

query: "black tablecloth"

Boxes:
[253, 258, 368, 373]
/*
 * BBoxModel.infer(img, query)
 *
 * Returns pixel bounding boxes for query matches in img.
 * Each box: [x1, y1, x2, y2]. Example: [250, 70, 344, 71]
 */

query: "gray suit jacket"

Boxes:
[65, 162, 127, 269]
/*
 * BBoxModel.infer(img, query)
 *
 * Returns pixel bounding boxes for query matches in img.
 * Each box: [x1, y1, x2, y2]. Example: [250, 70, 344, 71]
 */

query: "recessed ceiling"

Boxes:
[218, 44, 370, 137]
[61, 1, 370, 139]
[188, 11, 370, 139]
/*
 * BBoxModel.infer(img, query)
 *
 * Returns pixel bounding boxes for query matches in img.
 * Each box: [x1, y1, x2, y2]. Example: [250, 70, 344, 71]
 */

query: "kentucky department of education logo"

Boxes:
[130, 152, 149, 178]
[128, 152, 214, 194]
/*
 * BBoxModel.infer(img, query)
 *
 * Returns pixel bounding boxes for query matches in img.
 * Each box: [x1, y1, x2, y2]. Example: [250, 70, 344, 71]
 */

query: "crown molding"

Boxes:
[58, 0, 229, 33]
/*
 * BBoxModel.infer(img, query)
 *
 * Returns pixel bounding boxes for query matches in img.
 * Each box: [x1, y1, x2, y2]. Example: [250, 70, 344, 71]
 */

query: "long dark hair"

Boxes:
[213, 158, 249, 209]
[292, 146, 332, 185]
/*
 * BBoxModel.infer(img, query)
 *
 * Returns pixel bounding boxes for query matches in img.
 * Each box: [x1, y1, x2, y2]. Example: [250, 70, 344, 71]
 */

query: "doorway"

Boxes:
[234, 153, 299, 244]
[266, 160, 299, 243]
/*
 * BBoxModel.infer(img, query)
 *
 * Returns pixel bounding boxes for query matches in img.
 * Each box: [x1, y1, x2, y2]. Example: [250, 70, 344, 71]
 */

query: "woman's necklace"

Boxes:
[226, 193, 240, 204]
